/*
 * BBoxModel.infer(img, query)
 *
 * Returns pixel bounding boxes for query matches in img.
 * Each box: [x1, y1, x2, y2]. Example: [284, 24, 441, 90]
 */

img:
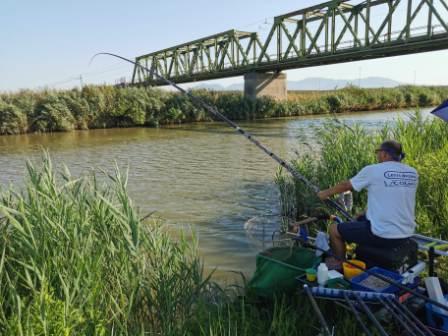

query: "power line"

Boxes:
[38, 63, 130, 89]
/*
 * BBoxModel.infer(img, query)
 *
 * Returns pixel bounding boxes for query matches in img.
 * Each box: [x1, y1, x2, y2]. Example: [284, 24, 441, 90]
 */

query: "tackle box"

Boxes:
[350, 266, 403, 293]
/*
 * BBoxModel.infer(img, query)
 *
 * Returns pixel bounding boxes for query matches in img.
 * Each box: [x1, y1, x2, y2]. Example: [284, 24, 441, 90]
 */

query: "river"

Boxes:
[0, 108, 433, 281]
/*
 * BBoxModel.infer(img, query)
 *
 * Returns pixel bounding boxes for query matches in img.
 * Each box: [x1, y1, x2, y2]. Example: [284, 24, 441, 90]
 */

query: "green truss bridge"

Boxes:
[131, 0, 448, 99]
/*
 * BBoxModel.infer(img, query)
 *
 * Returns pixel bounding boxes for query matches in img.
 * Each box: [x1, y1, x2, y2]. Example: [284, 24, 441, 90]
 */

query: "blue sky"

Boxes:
[1, 0, 447, 92]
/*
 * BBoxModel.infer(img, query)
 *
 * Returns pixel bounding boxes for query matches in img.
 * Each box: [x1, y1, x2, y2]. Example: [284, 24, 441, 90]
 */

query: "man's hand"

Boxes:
[317, 181, 353, 201]
[317, 190, 331, 201]
[355, 210, 366, 220]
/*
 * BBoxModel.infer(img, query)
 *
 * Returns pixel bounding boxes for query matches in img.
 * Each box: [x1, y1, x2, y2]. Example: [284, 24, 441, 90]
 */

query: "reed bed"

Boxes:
[0, 153, 214, 335]
[0, 85, 447, 135]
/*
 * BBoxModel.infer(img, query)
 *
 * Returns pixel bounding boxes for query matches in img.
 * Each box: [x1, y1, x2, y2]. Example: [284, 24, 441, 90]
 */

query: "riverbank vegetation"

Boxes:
[278, 112, 448, 240]
[2, 113, 447, 334]
[0, 154, 364, 335]
[0, 85, 447, 135]
[0, 154, 216, 335]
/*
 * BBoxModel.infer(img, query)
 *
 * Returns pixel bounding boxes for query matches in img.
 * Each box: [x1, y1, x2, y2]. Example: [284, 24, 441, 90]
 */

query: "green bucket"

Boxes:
[248, 246, 321, 297]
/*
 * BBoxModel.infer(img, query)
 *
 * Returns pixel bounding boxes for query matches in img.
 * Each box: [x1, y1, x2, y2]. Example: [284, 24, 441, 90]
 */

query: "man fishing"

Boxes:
[317, 140, 418, 268]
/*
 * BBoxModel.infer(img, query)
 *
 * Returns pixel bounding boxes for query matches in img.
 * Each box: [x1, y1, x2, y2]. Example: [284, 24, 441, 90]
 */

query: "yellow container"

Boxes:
[343, 260, 366, 280]
[306, 268, 317, 282]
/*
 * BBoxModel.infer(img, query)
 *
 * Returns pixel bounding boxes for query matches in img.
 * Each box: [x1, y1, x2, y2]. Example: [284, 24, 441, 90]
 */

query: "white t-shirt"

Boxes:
[350, 161, 418, 239]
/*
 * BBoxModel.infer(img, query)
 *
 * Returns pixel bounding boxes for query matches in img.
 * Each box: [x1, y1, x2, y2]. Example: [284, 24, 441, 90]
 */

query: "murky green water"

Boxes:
[0, 108, 432, 280]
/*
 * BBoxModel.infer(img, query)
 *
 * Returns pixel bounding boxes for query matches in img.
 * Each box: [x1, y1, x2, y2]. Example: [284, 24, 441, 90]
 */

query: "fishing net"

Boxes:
[247, 246, 321, 297]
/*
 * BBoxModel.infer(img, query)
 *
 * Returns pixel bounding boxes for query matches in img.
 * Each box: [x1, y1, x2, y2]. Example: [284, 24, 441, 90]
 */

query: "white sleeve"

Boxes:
[350, 166, 372, 192]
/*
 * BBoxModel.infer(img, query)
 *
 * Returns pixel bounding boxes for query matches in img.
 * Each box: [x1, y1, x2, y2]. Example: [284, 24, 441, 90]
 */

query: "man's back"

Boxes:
[350, 161, 418, 239]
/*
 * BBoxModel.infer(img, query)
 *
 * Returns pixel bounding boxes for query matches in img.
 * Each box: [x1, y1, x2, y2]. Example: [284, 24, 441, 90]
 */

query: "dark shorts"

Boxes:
[337, 217, 408, 248]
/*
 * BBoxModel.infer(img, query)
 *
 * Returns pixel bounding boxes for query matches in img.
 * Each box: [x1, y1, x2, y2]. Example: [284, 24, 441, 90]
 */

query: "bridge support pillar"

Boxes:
[244, 72, 287, 101]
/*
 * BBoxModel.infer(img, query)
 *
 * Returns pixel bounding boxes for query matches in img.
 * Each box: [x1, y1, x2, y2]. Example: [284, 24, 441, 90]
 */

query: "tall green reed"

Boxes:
[0, 153, 211, 335]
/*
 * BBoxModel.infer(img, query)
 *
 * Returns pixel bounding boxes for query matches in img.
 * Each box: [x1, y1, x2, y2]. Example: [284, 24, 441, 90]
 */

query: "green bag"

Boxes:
[248, 246, 321, 297]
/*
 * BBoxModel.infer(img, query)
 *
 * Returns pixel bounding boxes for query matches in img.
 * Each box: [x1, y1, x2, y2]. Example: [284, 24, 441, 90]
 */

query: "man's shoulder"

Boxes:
[363, 162, 418, 173]
[390, 162, 418, 173]
[369, 162, 418, 178]
[361, 163, 382, 172]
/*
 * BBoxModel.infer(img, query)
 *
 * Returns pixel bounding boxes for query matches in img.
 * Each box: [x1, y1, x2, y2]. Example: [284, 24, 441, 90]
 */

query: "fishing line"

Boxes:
[90, 52, 352, 221]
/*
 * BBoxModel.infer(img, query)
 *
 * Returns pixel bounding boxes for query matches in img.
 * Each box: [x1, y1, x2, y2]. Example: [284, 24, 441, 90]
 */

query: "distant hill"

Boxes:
[192, 77, 402, 91]
[288, 77, 401, 90]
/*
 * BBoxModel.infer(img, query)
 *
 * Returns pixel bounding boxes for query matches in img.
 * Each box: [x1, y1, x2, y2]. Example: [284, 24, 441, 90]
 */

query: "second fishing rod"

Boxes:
[92, 53, 353, 221]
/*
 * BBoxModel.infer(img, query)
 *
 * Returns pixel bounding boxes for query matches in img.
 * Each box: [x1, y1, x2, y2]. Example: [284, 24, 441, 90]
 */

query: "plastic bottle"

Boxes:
[317, 263, 329, 286]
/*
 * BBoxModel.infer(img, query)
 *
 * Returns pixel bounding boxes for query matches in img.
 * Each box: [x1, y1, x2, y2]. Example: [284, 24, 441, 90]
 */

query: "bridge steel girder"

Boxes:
[132, 0, 448, 86]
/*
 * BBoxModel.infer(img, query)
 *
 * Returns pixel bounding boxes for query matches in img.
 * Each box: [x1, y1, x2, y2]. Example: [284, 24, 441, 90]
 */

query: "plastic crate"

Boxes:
[350, 266, 403, 293]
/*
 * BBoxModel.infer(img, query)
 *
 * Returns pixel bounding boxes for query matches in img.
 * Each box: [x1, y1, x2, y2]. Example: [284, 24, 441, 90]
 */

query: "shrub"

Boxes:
[62, 90, 91, 129]
[254, 96, 276, 118]
[0, 100, 28, 134]
[113, 87, 147, 126]
[326, 94, 344, 113]
[81, 86, 108, 128]
[418, 92, 434, 106]
[31, 95, 75, 132]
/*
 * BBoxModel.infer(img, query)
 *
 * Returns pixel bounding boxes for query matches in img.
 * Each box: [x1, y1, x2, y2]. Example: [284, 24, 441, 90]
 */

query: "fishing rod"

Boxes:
[342, 292, 373, 336]
[91, 53, 353, 221]
[386, 297, 435, 336]
[352, 293, 389, 336]
[304, 285, 333, 336]
[378, 296, 420, 336]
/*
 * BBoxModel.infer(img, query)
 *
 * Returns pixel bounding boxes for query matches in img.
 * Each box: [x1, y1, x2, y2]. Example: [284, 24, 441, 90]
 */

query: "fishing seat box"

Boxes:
[355, 238, 418, 273]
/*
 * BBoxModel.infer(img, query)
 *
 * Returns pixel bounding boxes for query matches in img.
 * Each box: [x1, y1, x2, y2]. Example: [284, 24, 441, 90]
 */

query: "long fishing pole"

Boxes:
[352, 293, 389, 336]
[91, 53, 353, 221]
[304, 285, 333, 336]
[378, 296, 420, 336]
[342, 292, 373, 336]
[386, 297, 435, 336]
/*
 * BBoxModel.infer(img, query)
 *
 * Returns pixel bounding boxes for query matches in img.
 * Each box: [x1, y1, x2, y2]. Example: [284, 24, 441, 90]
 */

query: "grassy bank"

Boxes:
[0, 85, 447, 135]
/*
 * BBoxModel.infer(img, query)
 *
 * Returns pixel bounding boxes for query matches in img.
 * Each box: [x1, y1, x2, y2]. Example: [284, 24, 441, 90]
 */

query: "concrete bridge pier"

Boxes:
[244, 72, 287, 101]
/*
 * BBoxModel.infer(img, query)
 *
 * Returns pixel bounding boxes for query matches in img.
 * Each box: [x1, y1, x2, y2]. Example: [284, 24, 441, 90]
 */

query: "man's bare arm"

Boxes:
[317, 180, 353, 201]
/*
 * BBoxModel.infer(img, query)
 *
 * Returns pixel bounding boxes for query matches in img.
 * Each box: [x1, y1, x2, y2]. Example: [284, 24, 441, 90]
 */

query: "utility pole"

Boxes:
[79, 75, 84, 88]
